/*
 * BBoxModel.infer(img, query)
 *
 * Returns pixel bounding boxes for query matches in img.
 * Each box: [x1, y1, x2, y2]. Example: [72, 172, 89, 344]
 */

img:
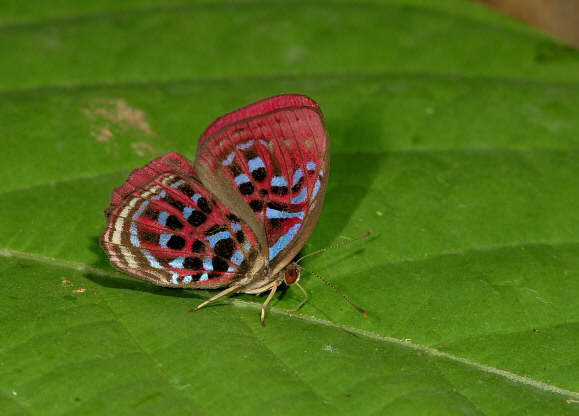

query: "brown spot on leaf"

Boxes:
[82, 98, 159, 155]
[132, 142, 157, 156]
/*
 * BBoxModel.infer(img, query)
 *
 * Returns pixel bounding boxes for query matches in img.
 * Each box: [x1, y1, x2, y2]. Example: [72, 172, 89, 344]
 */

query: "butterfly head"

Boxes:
[283, 263, 301, 286]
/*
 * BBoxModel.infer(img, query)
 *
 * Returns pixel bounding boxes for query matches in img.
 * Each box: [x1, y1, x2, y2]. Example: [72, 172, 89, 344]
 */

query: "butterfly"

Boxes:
[101, 94, 362, 324]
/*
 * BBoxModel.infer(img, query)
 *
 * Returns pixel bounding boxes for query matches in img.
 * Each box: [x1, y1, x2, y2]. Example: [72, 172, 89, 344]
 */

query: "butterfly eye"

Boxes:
[284, 267, 300, 285]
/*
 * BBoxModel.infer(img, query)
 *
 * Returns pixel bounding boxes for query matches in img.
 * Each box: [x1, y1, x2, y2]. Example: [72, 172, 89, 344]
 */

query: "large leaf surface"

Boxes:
[1, 1, 578, 414]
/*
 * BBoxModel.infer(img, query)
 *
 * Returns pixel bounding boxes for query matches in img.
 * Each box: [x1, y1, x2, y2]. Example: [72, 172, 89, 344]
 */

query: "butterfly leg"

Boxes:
[284, 282, 308, 314]
[260, 282, 279, 326]
[188, 285, 242, 313]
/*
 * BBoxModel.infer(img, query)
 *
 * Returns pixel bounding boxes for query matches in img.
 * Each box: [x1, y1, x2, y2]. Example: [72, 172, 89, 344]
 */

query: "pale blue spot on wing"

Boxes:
[159, 234, 171, 248]
[199, 273, 209, 282]
[291, 187, 307, 204]
[152, 190, 166, 200]
[169, 257, 185, 268]
[134, 201, 148, 219]
[130, 200, 147, 246]
[271, 176, 287, 187]
[244, 243, 250, 251]
[205, 231, 230, 248]
[312, 178, 321, 198]
[193, 194, 202, 203]
[182, 276, 193, 284]
[130, 222, 140, 247]
[266, 208, 305, 220]
[171, 180, 185, 188]
[234, 174, 250, 185]
[248, 157, 265, 172]
[203, 258, 213, 271]
[269, 224, 301, 261]
[236, 141, 254, 150]
[292, 168, 303, 186]
[231, 222, 242, 231]
[170, 272, 179, 285]
[228, 266, 235, 272]
[143, 249, 163, 269]
[158, 211, 169, 226]
[182, 206, 193, 219]
[231, 250, 244, 265]
[222, 152, 235, 166]
[306, 161, 316, 171]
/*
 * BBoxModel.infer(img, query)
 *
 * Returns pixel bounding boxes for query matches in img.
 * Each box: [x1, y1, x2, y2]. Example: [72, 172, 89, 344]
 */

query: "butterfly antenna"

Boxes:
[300, 266, 367, 317]
[296, 231, 371, 264]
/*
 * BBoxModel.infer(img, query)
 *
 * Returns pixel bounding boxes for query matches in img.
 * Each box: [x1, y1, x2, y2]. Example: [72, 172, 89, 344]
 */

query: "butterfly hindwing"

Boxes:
[194, 95, 330, 273]
[101, 153, 260, 288]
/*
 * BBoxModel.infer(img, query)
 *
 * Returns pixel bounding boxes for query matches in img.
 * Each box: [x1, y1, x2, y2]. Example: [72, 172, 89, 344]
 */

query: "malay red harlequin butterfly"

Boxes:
[101, 94, 367, 324]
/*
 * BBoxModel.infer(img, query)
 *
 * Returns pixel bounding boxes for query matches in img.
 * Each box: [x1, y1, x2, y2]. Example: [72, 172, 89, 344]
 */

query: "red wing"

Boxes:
[194, 95, 329, 272]
[101, 153, 260, 288]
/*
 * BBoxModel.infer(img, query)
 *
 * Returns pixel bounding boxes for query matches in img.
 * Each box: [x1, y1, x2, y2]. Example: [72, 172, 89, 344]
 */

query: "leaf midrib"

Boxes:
[1, 247, 578, 401]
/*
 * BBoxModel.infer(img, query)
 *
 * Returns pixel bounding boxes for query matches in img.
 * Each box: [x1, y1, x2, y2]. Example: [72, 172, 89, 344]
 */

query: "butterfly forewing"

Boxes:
[101, 153, 260, 288]
[194, 95, 330, 274]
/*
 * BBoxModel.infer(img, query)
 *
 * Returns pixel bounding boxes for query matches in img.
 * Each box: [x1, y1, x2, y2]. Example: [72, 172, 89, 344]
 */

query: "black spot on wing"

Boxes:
[268, 218, 283, 229]
[227, 213, 240, 222]
[251, 167, 266, 182]
[178, 183, 195, 198]
[191, 273, 203, 282]
[139, 231, 158, 244]
[167, 235, 185, 250]
[166, 215, 183, 231]
[271, 186, 288, 195]
[239, 182, 254, 195]
[183, 257, 202, 270]
[192, 240, 204, 253]
[228, 163, 242, 176]
[214, 238, 235, 259]
[249, 200, 263, 212]
[197, 197, 212, 214]
[187, 211, 206, 227]
[266, 201, 288, 211]
[212, 257, 229, 272]
[144, 208, 159, 221]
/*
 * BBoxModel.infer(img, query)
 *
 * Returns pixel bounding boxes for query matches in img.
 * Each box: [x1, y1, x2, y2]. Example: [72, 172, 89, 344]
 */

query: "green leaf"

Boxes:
[1, 1, 578, 414]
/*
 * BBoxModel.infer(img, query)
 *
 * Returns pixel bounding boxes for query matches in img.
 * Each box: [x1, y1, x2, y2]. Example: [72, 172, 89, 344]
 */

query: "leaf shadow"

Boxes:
[320, 152, 383, 242]
[305, 105, 386, 248]
[85, 236, 206, 299]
